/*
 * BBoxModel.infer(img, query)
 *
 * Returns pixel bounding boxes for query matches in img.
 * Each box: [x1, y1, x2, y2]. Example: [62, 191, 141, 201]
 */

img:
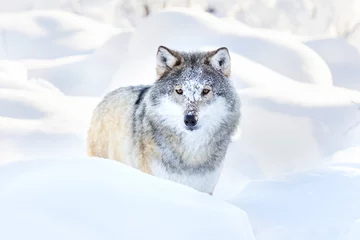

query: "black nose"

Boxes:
[184, 115, 198, 127]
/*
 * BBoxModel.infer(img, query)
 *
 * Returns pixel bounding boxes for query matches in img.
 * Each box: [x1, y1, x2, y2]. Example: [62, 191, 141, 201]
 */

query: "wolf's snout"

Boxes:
[184, 115, 198, 127]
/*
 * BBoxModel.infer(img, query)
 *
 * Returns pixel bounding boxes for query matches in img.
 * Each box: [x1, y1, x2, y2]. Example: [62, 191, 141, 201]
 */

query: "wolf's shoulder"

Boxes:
[99, 85, 151, 104]
[104, 85, 151, 98]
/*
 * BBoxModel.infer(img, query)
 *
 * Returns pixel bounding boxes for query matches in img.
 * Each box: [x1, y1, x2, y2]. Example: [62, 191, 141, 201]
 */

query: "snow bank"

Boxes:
[215, 83, 360, 198]
[0, 61, 99, 162]
[344, 219, 360, 240]
[0, 60, 62, 94]
[27, 30, 133, 96]
[229, 159, 360, 240]
[0, 10, 118, 60]
[0, 90, 98, 162]
[0, 157, 255, 240]
[330, 146, 360, 164]
[110, 8, 332, 90]
[306, 38, 360, 91]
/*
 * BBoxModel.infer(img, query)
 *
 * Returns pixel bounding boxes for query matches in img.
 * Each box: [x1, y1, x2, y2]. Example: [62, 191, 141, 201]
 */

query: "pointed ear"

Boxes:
[207, 47, 231, 77]
[156, 46, 182, 78]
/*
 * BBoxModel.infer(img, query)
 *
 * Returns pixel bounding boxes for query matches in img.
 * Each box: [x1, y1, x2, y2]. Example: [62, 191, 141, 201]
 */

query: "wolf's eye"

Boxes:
[202, 89, 210, 95]
[175, 89, 183, 95]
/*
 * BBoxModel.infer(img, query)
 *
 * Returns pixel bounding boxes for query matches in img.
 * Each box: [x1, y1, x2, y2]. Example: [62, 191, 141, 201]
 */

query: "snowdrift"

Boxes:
[215, 83, 360, 197]
[0, 61, 99, 162]
[230, 157, 360, 240]
[28, 30, 133, 96]
[306, 38, 360, 91]
[0, 157, 255, 240]
[110, 8, 332, 90]
[0, 10, 118, 60]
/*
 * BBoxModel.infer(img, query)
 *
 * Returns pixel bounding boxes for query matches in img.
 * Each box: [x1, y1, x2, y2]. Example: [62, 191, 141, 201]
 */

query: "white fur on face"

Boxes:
[181, 98, 229, 157]
[154, 95, 230, 166]
[154, 96, 185, 131]
[154, 95, 229, 135]
[197, 97, 229, 133]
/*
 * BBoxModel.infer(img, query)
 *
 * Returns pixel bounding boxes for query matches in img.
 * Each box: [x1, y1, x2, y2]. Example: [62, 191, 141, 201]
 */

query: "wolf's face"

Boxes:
[149, 46, 239, 134]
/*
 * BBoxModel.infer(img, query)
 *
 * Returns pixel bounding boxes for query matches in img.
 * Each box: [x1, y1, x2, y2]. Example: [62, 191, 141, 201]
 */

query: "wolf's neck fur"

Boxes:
[131, 86, 236, 194]
[133, 99, 230, 174]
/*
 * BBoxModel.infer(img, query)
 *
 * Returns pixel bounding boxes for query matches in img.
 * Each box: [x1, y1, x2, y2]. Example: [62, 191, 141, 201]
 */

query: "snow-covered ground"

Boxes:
[1, 1, 360, 239]
[0, 157, 255, 240]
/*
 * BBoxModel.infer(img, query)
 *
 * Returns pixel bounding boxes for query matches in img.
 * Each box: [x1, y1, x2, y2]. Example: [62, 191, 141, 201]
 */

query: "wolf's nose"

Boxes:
[184, 115, 198, 127]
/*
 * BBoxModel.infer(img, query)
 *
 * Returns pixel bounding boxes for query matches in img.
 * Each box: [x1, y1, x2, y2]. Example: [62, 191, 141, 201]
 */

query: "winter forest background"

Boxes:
[1, 1, 360, 240]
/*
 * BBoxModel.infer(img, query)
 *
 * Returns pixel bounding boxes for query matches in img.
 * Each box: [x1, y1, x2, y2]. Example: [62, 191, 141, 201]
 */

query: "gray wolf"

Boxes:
[87, 46, 241, 194]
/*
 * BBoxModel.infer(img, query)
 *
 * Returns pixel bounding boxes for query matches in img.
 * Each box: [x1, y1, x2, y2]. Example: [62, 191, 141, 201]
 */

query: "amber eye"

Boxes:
[175, 89, 183, 95]
[202, 89, 210, 95]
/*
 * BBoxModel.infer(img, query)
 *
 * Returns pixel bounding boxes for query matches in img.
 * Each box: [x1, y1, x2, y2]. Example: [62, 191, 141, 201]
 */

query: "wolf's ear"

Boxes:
[207, 47, 231, 77]
[156, 46, 182, 78]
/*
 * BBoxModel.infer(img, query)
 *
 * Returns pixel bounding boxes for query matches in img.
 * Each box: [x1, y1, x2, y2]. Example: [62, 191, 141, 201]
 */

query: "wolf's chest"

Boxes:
[150, 160, 222, 194]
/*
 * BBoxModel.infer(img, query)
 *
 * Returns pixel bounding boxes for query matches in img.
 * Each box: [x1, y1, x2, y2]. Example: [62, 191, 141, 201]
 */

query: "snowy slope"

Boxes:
[27, 30, 133, 96]
[0, 157, 255, 240]
[215, 83, 360, 198]
[229, 157, 360, 240]
[0, 61, 99, 162]
[0, 10, 119, 60]
[306, 38, 360, 91]
[111, 8, 332, 89]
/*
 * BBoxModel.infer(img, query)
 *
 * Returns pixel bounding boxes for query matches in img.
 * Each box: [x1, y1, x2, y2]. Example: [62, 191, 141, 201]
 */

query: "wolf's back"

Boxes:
[87, 85, 150, 164]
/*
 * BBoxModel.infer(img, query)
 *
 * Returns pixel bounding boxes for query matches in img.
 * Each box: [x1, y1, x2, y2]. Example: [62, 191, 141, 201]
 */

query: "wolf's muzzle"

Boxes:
[184, 114, 198, 127]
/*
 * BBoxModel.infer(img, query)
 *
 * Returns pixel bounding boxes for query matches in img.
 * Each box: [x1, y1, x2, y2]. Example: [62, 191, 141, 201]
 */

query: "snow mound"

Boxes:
[0, 90, 98, 163]
[344, 219, 360, 240]
[0, 10, 119, 60]
[27, 30, 133, 96]
[306, 38, 360, 91]
[111, 8, 332, 88]
[0, 157, 255, 240]
[0, 60, 62, 94]
[229, 160, 360, 240]
[0, 61, 99, 162]
[215, 83, 360, 198]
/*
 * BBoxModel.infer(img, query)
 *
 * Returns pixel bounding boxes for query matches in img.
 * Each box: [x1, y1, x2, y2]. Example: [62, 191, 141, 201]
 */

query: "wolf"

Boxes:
[87, 46, 241, 195]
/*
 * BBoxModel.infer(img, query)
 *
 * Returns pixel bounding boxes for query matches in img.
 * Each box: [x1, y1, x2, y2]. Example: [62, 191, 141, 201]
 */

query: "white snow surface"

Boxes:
[229, 156, 360, 240]
[0, 11, 119, 60]
[1, 4, 360, 240]
[0, 157, 255, 240]
[305, 38, 360, 91]
[111, 8, 332, 89]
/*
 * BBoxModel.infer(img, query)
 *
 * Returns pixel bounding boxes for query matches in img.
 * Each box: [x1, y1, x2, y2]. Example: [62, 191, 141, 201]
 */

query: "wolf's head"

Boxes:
[148, 46, 240, 134]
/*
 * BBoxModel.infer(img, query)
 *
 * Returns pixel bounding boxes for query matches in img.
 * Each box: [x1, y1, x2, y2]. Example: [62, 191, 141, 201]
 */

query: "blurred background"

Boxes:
[2, 0, 360, 42]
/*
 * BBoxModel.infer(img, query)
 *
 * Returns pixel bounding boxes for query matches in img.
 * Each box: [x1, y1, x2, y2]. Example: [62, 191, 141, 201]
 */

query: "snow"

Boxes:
[215, 83, 360, 198]
[1, 2, 360, 240]
[344, 219, 360, 240]
[0, 61, 99, 162]
[27, 30, 133, 96]
[229, 157, 360, 240]
[111, 8, 332, 90]
[305, 38, 360, 91]
[0, 157, 255, 240]
[0, 11, 119, 60]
